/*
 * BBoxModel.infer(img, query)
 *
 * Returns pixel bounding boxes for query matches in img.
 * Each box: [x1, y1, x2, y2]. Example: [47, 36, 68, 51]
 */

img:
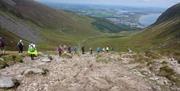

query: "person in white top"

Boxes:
[106, 47, 109, 52]
[17, 40, 24, 53]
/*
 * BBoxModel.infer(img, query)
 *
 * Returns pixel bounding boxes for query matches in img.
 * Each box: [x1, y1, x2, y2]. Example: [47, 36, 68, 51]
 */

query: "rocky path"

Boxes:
[0, 53, 179, 91]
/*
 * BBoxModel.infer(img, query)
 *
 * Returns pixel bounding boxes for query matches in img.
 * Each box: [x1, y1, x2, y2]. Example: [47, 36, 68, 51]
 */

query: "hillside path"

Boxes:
[0, 53, 158, 91]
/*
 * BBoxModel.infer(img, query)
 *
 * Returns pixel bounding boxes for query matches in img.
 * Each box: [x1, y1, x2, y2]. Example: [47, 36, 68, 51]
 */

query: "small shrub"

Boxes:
[159, 66, 174, 77]
[12, 55, 16, 61]
[145, 51, 161, 59]
[0, 55, 24, 69]
[96, 57, 109, 63]
[42, 68, 49, 76]
[158, 65, 180, 86]
[133, 53, 151, 64]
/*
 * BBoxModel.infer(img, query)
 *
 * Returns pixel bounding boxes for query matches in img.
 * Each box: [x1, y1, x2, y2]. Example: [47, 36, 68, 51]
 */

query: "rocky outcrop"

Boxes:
[0, 53, 179, 91]
[22, 68, 48, 76]
[0, 76, 19, 89]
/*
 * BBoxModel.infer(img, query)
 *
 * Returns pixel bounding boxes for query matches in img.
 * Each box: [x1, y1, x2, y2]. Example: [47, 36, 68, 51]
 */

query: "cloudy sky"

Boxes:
[37, 0, 180, 8]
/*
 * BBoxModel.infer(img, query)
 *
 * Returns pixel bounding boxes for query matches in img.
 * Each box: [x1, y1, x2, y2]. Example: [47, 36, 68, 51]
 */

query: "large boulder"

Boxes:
[22, 68, 48, 76]
[0, 76, 19, 89]
[40, 57, 52, 63]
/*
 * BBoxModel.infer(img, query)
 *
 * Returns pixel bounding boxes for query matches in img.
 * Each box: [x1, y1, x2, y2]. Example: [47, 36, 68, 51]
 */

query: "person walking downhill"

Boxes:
[81, 46, 85, 54]
[96, 47, 100, 53]
[73, 47, 77, 54]
[17, 40, 24, 53]
[102, 47, 106, 52]
[89, 48, 93, 54]
[0, 37, 5, 55]
[106, 46, 109, 53]
[57, 45, 63, 57]
[68, 46, 72, 54]
[28, 43, 37, 60]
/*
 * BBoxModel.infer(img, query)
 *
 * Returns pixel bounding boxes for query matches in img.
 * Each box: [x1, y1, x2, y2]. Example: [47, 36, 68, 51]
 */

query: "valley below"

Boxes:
[0, 0, 179, 91]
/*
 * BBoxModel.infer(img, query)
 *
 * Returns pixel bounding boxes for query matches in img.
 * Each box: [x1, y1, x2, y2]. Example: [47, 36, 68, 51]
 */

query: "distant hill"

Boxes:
[155, 3, 180, 25]
[92, 17, 138, 33]
[136, 3, 180, 51]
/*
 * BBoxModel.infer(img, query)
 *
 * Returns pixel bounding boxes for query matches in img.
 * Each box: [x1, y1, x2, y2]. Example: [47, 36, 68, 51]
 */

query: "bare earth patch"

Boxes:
[0, 53, 179, 91]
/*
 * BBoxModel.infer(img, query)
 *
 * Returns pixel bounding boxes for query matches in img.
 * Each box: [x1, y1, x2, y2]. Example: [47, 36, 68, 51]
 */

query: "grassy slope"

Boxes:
[91, 17, 137, 33]
[84, 3, 180, 54]
[85, 19, 180, 52]
[0, 0, 102, 50]
[0, 28, 22, 50]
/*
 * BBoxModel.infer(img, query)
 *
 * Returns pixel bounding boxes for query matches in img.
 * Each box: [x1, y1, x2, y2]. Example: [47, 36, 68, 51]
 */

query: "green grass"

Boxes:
[91, 17, 136, 33]
[0, 54, 24, 69]
[158, 65, 180, 86]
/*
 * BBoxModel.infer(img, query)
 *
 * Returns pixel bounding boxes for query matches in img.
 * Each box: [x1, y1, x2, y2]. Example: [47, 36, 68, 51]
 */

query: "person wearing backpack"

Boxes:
[17, 40, 24, 53]
[106, 46, 110, 53]
[28, 43, 37, 60]
[0, 37, 5, 55]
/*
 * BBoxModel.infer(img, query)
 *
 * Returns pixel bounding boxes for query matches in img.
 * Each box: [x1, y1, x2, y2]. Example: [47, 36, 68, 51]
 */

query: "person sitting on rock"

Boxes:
[28, 43, 37, 60]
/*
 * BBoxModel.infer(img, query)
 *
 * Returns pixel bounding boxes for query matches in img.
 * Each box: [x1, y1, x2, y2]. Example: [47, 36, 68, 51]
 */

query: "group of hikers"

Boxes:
[0, 37, 37, 60]
[17, 40, 38, 60]
[0, 37, 112, 60]
[57, 44, 112, 57]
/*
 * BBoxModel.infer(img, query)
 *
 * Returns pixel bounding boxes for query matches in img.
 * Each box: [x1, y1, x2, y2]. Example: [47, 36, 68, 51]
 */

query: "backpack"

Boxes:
[18, 42, 23, 47]
[0, 40, 4, 47]
[29, 45, 35, 52]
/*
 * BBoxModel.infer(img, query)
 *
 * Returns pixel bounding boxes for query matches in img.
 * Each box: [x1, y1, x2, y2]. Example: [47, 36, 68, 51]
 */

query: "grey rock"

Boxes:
[40, 57, 52, 63]
[22, 68, 48, 76]
[0, 76, 18, 89]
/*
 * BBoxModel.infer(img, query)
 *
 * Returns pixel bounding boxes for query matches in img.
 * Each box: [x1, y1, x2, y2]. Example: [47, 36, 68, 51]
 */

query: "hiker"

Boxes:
[106, 46, 109, 52]
[0, 37, 5, 55]
[57, 45, 63, 57]
[17, 40, 24, 53]
[81, 46, 85, 54]
[102, 47, 106, 52]
[128, 48, 132, 53]
[28, 43, 37, 60]
[63, 45, 67, 53]
[89, 48, 93, 54]
[68, 46, 72, 53]
[71, 47, 76, 55]
[96, 47, 101, 53]
[73, 47, 77, 54]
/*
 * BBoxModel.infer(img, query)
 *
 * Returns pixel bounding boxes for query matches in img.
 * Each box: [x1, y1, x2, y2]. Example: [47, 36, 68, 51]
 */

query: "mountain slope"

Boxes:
[155, 3, 180, 25]
[0, 0, 103, 50]
[136, 3, 180, 51]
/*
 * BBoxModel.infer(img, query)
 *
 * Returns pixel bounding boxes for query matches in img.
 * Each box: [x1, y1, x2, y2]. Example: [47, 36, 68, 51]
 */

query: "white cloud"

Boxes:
[39, 0, 180, 8]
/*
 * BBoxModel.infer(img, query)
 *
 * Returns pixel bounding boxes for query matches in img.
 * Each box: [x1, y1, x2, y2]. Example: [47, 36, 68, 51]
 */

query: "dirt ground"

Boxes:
[0, 52, 179, 91]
